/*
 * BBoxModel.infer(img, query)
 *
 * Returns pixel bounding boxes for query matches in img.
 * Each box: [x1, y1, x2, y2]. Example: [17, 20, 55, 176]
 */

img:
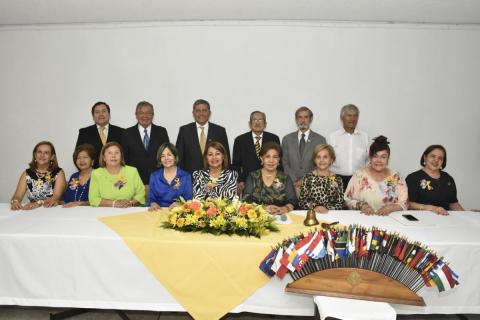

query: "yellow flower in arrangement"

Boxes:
[114, 176, 127, 189]
[224, 205, 236, 214]
[69, 178, 80, 190]
[209, 215, 227, 229]
[169, 213, 178, 225]
[258, 206, 268, 216]
[194, 209, 205, 217]
[171, 206, 182, 214]
[162, 197, 279, 238]
[176, 217, 185, 228]
[247, 209, 257, 219]
[232, 216, 248, 229]
[185, 215, 198, 226]
[214, 198, 228, 210]
[208, 202, 219, 210]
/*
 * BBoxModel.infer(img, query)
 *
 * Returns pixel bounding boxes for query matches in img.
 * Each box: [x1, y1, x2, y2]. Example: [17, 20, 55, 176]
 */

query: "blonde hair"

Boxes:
[311, 144, 336, 163]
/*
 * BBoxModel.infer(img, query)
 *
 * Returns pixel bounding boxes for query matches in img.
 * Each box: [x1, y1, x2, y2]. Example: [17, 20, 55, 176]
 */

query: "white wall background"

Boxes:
[0, 21, 479, 208]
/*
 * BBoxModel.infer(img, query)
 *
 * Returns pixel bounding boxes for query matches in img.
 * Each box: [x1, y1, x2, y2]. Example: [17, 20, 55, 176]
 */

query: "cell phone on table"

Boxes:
[402, 214, 419, 222]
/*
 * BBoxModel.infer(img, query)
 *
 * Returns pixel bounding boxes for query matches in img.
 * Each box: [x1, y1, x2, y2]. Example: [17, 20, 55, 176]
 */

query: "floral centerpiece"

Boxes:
[162, 197, 279, 238]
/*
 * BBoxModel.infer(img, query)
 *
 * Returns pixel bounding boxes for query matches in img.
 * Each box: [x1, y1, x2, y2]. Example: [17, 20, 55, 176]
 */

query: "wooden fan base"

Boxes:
[285, 267, 425, 306]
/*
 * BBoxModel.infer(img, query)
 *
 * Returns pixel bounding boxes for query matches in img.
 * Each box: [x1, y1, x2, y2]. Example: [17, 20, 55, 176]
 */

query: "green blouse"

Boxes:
[89, 166, 145, 207]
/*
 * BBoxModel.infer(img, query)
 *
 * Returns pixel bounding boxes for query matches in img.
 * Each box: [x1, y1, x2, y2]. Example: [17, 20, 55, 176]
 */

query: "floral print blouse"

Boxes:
[344, 168, 408, 211]
[25, 167, 62, 202]
[244, 169, 298, 208]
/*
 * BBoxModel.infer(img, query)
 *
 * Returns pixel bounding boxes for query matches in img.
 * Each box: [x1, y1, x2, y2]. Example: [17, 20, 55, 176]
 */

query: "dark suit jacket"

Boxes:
[176, 122, 230, 174]
[232, 131, 280, 182]
[121, 124, 169, 185]
[75, 124, 124, 168]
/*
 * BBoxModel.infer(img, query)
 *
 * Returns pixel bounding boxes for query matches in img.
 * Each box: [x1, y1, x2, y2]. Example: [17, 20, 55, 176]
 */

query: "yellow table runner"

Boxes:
[100, 210, 312, 320]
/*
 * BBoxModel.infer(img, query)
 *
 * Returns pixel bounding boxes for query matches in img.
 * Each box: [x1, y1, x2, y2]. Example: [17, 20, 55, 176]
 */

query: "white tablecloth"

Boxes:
[0, 204, 479, 315]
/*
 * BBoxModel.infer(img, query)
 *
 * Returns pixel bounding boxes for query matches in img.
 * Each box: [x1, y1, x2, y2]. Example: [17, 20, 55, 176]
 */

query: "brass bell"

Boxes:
[304, 205, 319, 226]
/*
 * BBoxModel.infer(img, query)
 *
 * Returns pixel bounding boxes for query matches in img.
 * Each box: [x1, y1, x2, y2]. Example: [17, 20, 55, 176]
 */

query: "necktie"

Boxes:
[143, 128, 150, 151]
[299, 133, 306, 157]
[99, 127, 107, 145]
[199, 126, 207, 154]
[255, 135, 261, 158]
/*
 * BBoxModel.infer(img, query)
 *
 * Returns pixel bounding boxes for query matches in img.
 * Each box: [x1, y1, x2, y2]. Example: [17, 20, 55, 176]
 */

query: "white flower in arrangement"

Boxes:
[231, 195, 241, 209]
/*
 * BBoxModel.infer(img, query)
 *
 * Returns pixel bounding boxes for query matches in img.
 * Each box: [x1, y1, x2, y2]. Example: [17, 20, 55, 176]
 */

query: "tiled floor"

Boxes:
[1, 307, 479, 320]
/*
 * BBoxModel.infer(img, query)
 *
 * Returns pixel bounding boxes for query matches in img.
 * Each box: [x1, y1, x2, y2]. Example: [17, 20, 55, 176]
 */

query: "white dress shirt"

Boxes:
[252, 132, 263, 145]
[196, 122, 209, 141]
[297, 129, 310, 143]
[327, 128, 369, 176]
[96, 124, 109, 137]
[138, 124, 152, 141]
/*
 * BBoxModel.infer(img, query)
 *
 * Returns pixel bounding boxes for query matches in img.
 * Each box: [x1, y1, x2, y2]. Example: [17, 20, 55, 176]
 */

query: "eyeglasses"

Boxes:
[251, 119, 265, 123]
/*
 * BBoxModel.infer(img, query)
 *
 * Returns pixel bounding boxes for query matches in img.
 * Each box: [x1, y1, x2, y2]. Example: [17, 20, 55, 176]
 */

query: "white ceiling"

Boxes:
[0, 0, 479, 26]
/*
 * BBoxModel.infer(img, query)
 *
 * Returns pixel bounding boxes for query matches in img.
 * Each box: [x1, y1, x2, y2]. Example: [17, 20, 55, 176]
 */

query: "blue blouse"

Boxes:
[147, 167, 193, 207]
[63, 172, 90, 203]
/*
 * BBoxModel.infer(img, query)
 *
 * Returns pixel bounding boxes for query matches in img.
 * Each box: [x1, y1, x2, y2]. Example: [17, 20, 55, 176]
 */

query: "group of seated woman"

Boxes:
[10, 136, 468, 216]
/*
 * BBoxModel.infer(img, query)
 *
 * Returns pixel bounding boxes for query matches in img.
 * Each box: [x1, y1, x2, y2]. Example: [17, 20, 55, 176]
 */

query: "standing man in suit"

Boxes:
[282, 106, 326, 191]
[176, 99, 230, 173]
[232, 111, 280, 194]
[76, 101, 124, 168]
[121, 101, 169, 185]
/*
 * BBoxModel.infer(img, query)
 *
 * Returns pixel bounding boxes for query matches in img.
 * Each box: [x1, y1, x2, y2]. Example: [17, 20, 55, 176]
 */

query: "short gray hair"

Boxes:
[340, 104, 359, 118]
[249, 110, 266, 122]
[136, 101, 154, 113]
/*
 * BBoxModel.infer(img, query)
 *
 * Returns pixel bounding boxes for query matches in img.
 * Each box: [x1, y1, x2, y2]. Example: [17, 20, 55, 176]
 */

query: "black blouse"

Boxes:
[405, 169, 458, 210]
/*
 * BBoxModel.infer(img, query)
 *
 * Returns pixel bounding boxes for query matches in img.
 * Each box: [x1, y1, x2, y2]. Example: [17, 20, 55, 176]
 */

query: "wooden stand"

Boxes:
[285, 268, 425, 306]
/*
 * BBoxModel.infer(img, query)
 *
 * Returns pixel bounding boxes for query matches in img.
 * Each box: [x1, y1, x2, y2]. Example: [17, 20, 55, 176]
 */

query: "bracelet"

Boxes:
[10, 199, 19, 205]
[37, 200, 44, 206]
[112, 200, 116, 208]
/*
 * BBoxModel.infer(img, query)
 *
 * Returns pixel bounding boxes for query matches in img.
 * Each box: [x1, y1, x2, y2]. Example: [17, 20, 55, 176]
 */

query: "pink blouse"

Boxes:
[344, 168, 408, 211]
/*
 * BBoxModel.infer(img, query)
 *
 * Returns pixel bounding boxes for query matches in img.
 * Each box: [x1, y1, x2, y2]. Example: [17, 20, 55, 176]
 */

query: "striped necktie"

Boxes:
[255, 135, 261, 158]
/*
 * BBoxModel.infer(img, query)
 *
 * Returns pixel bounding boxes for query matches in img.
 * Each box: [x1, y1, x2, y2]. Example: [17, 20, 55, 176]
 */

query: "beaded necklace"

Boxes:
[74, 178, 89, 202]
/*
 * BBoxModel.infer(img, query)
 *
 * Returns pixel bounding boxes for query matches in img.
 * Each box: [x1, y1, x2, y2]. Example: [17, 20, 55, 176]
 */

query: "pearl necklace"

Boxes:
[74, 179, 89, 201]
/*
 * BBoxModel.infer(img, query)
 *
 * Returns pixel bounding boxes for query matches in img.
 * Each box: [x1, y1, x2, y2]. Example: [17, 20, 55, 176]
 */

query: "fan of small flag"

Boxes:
[259, 225, 459, 293]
